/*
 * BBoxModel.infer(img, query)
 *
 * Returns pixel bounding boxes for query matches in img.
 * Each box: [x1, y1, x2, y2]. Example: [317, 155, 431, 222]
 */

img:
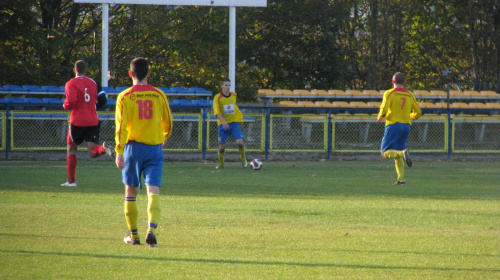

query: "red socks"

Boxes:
[91, 145, 106, 157]
[67, 154, 77, 183]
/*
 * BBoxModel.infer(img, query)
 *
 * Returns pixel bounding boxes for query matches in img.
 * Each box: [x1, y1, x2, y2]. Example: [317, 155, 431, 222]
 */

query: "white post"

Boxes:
[229, 6, 236, 92]
[101, 4, 109, 87]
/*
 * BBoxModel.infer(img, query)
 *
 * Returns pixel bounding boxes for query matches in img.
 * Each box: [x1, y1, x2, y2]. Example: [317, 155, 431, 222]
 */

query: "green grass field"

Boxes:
[0, 159, 499, 279]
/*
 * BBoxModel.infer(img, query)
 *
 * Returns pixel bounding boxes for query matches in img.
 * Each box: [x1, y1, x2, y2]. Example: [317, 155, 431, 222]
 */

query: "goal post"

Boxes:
[74, 0, 266, 7]
[74, 0, 267, 89]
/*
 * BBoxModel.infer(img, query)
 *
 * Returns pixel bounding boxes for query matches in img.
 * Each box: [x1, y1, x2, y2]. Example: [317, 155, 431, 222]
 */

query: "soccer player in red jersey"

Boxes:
[377, 72, 421, 185]
[61, 60, 115, 187]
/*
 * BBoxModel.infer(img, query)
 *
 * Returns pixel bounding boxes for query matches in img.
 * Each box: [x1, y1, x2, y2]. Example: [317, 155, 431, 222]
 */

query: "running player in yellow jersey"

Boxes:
[212, 78, 247, 169]
[377, 72, 421, 185]
[114, 57, 173, 247]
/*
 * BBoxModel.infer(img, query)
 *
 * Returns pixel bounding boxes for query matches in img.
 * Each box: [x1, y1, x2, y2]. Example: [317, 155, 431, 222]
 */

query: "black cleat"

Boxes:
[124, 232, 140, 245]
[103, 142, 116, 158]
[402, 149, 412, 167]
[145, 231, 158, 247]
[392, 180, 406, 186]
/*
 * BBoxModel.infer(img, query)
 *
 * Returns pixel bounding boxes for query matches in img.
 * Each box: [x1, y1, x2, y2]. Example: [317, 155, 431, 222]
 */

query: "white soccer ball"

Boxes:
[250, 159, 263, 170]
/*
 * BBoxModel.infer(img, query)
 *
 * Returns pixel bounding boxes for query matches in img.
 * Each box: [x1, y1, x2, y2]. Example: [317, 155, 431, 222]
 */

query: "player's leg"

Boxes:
[382, 149, 402, 159]
[400, 125, 412, 167]
[84, 124, 114, 158]
[380, 124, 405, 185]
[392, 124, 411, 185]
[231, 123, 247, 168]
[235, 139, 247, 167]
[217, 144, 226, 169]
[62, 124, 79, 187]
[124, 185, 140, 245]
[394, 158, 405, 185]
[380, 125, 402, 159]
[86, 141, 105, 158]
[122, 142, 141, 245]
[217, 125, 229, 169]
[143, 143, 163, 247]
[145, 185, 160, 247]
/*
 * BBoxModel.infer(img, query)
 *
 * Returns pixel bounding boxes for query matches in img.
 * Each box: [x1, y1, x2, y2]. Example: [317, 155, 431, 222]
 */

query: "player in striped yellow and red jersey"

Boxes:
[61, 60, 115, 188]
[377, 72, 421, 185]
[114, 57, 173, 247]
[212, 78, 247, 169]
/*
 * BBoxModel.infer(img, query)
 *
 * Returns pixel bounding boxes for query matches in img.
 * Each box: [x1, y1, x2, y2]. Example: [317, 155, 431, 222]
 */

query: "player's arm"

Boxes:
[114, 98, 127, 156]
[410, 97, 422, 120]
[377, 91, 390, 122]
[114, 97, 127, 169]
[96, 85, 107, 109]
[63, 83, 77, 110]
[213, 95, 229, 129]
[161, 99, 173, 142]
[216, 113, 229, 129]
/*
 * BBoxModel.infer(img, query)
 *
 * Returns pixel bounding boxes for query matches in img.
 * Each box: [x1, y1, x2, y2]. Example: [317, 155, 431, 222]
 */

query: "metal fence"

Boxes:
[1, 106, 499, 159]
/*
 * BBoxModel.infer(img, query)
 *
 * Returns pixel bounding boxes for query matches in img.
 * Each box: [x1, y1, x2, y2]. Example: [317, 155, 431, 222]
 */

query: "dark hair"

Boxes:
[75, 60, 87, 75]
[130, 57, 149, 81]
[393, 72, 406, 84]
[221, 77, 231, 84]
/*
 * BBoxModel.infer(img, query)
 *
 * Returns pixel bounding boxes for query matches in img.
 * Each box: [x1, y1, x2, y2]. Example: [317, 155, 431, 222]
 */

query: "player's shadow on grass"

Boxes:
[3, 248, 500, 273]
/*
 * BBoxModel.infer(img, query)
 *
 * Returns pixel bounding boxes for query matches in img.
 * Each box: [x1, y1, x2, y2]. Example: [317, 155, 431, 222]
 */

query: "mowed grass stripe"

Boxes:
[0, 160, 499, 279]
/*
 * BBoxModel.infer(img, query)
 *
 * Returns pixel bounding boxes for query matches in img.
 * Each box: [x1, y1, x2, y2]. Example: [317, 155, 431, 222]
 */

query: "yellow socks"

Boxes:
[124, 197, 139, 238]
[383, 150, 405, 181]
[239, 146, 246, 163]
[395, 158, 404, 181]
[148, 194, 160, 233]
[383, 149, 402, 159]
[217, 151, 225, 166]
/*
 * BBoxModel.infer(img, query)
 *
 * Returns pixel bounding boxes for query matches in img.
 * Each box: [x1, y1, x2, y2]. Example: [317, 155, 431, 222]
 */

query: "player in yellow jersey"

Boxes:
[377, 72, 421, 185]
[212, 78, 247, 169]
[114, 57, 173, 247]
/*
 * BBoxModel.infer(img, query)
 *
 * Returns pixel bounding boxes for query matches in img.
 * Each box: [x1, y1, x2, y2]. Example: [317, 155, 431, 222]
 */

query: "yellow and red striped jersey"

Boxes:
[378, 87, 421, 126]
[115, 85, 173, 155]
[212, 91, 243, 125]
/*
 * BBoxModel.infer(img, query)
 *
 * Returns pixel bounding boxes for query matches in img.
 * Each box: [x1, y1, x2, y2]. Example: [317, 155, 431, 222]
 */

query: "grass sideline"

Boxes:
[0, 160, 499, 279]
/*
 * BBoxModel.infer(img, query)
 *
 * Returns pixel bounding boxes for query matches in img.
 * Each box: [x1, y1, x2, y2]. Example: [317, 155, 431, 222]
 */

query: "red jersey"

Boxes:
[63, 76, 99, 126]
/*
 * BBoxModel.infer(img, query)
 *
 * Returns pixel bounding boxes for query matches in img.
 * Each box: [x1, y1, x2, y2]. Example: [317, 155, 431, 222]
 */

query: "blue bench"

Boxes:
[22, 85, 47, 92]
[97, 114, 115, 120]
[189, 87, 213, 95]
[41, 86, 64, 92]
[114, 86, 129, 92]
[13, 113, 68, 119]
[24, 97, 47, 105]
[3, 97, 27, 104]
[102, 86, 117, 94]
[106, 98, 116, 107]
[2, 85, 24, 91]
[170, 99, 192, 106]
[190, 99, 213, 106]
[42, 98, 63, 104]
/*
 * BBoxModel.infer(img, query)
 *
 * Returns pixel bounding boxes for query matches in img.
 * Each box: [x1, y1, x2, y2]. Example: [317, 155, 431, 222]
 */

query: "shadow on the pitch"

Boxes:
[2, 248, 499, 273]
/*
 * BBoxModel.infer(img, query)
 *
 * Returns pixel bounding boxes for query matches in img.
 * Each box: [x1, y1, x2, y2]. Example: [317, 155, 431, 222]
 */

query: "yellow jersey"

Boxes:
[115, 85, 173, 155]
[378, 87, 421, 126]
[212, 91, 243, 125]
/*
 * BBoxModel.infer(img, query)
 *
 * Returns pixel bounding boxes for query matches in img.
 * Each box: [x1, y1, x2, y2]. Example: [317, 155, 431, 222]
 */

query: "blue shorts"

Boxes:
[218, 122, 245, 144]
[122, 141, 164, 189]
[380, 123, 410, 152]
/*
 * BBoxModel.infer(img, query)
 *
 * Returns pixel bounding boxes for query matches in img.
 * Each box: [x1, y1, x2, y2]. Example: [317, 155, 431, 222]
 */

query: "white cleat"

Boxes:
[61, 182, 77, 187]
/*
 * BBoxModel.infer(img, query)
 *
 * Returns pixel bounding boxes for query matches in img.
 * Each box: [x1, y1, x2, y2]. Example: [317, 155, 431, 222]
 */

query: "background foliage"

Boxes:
[1, 0, 499, 101]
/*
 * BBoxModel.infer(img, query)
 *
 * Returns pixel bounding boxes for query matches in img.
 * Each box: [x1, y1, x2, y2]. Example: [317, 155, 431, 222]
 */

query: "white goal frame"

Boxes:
[74, 0, 267, 90]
